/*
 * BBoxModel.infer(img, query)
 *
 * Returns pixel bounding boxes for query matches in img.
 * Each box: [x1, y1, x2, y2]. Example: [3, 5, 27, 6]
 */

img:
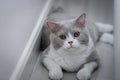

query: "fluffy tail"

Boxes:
[95, 22, 113, 33]
[100, 33, 114, 45]
[95, 22, 114, 45]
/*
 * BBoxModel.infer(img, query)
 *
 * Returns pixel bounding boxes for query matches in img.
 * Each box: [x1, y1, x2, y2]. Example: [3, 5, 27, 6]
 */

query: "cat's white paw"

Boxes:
[49, 69, 63, 80]
[77, 68, 91, 80]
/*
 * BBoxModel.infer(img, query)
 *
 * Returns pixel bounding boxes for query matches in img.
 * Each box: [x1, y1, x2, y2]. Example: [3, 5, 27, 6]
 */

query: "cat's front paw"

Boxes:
[76, 68, 91, 80]
[49, 69, 63, 80]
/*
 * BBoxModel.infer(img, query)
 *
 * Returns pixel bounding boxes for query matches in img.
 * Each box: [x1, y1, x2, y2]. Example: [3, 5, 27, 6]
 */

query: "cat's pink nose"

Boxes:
[68, 41, 73, 45]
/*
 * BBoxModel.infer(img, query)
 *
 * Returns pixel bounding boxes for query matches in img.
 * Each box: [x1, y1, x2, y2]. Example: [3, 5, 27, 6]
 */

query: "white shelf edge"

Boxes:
[9, 0, 54, 80]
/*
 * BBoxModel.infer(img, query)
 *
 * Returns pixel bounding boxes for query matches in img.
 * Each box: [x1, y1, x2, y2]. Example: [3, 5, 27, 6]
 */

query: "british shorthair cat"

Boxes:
[41, 10, 113, 80]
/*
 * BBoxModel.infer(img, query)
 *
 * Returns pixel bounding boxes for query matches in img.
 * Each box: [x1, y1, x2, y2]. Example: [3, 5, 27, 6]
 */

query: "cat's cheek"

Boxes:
[73, 40, 80, 48]
[62, 42, 70, 49]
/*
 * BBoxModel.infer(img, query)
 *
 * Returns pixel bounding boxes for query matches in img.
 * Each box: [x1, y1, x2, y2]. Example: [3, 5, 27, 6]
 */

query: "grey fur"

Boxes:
[86, 50, 99, 63]
[40, 24, 50, 50]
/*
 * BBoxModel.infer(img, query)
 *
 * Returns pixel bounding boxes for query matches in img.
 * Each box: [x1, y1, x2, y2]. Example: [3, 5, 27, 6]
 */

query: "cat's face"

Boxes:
[47, 13, 89, 51]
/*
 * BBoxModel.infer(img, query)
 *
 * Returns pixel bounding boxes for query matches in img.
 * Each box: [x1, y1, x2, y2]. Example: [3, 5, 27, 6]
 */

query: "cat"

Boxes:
[41, 10, 113, 80]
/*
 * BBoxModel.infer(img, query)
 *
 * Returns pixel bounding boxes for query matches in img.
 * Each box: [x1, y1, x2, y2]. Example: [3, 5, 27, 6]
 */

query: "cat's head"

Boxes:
[47, 13, 89, 51]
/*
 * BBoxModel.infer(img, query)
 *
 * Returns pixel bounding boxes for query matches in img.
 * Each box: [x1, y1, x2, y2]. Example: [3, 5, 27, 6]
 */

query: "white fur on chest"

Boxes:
[46, 46, 90, 72]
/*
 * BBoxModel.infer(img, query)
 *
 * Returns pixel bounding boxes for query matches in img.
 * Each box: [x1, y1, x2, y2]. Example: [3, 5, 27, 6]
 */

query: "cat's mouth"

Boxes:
[68, 45, 74, 49]
[68, 47, 73, 49]
[65, 46, 79, 52]
[67, 46, 78, 49]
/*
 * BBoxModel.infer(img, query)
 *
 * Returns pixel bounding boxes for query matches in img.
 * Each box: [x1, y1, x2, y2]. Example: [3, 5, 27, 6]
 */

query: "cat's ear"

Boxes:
[47, 22, 61, 33]
[76, 13, 86, 28]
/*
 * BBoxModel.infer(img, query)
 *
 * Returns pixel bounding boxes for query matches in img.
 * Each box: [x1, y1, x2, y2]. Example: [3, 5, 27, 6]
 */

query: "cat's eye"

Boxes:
[74, 32, 80, 37]
[59, 34, 66, 40]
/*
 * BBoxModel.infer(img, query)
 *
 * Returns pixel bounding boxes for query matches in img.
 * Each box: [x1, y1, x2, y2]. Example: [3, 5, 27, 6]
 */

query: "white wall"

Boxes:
[0, 0, 46, 80]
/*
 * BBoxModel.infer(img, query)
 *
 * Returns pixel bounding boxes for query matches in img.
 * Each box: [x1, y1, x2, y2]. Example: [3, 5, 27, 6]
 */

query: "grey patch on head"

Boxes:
[51, 31, 65, 50]
[78, 32, 89, 45]
[52, 36, 63, 50]
[50, 24, 70, 50]
[71, 26, 90, 46]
